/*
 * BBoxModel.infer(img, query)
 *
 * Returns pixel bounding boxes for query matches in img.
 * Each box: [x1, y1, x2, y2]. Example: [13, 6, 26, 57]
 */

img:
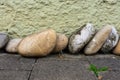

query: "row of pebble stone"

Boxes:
[0, 30, 68, 57]
[0, 23, 120, 57]
[68, 23, 120, 55]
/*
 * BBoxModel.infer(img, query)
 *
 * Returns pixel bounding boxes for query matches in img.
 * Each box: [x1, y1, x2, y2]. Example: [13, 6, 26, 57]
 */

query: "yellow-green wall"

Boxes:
[0, 0, 120, 38]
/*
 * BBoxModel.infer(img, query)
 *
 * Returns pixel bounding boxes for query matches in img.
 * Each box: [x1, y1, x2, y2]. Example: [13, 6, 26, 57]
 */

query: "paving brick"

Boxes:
[0, 70, 30, 80]
[0, 54, 36, 70]
[1, 53, 120, 80]
[87, 56, 120, 70]
[30, 60, 97, 80]
[99, 71, 120, 80]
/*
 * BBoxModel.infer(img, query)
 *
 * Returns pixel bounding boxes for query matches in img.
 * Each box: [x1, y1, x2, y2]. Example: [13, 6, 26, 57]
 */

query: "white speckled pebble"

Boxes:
[101, 26, 119, 52]
[69, 23, 96, 54]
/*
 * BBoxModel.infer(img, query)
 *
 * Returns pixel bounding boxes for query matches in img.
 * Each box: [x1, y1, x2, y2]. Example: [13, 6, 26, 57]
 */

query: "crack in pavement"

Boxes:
[28, 58, 38, 80]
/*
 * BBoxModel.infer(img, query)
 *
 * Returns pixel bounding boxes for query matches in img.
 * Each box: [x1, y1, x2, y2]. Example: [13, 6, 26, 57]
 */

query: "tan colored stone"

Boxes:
[113, 40, 120, 55]
[84, 25, 112, 55]
[18, 29, 57, 57]
[6, 39, 22, 53]
[53, 33, 68, 53]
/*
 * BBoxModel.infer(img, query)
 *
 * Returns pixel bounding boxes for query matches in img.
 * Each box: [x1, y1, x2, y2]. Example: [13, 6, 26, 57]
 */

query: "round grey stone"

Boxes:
[0, 33, 9, 49]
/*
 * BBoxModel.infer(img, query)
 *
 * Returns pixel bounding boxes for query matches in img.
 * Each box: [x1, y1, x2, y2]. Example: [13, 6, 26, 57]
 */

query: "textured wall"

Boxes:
[0, 0, 120, 38]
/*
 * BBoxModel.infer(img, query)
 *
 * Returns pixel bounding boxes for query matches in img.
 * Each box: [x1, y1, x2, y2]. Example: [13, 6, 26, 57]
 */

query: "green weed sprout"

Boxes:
[89, 64, 108, 77]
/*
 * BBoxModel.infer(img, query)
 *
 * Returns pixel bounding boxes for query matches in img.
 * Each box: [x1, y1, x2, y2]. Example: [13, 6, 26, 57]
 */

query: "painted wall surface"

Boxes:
[0, 0, 120, 38]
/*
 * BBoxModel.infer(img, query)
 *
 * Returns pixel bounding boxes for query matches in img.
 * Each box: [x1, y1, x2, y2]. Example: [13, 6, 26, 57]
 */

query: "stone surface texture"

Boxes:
[113, 40, 120, 55]
[30, 60, 97, 80]
[6, 38, 22, 53]
[0, 71, 30, 80]
[101, 26, 119, 52]
[69, 23, 95, 53]
[0, 33, 9, 49]
[18, 29, 57, 57]
[0, 54, 36, 70]
[0, 0, 120, 38]
[0, 53, 120, 80]
[53, 33, 68, 53]
[84, 25, 112, 55]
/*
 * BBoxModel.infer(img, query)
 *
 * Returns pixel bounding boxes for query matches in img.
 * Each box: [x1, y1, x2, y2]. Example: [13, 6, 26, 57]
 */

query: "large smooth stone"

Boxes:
[6, 39, 22, 53]
[113, 40, 120, 55]
[68, 23, 96, 54]
[0, 33, 9, 49]
[53, 33, 68, 53]
[84, 25, 112, 55]
[18, 29, 57, 57]
[101, 26, 119, 52]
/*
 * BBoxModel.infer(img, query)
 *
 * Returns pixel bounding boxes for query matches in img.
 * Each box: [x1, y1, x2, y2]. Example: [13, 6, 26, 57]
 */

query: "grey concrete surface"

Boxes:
[30, 60, 97, 80]
[0, 70, 30, 80]
[0, 53, 120, 80]
[0, 53, 36, 70]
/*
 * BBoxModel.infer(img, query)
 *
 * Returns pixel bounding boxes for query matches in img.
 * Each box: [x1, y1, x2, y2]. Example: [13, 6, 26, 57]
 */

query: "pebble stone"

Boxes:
[18, 29, 57, 57]
[84, 25, 112, 55]
[53, 33, 68, 53]
[68, 23, 96, 54]
[0, 33, 9, 49]
[6, 39, 22, 53]
[101, 26, 119, 52]
[113, 40, 120, 55]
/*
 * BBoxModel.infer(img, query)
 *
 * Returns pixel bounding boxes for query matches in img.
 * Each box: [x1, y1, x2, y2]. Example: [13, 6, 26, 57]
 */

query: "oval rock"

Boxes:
[101, 26, 119, 52]
[84, 25, 112, 55]
[0, 33, 9, 49]
[53, 33, 68, 53]
[18, 29, 57, 57]
[6, 39, 22, 53]
[113, 40, 120, 55]
[68, 23, 96, 54]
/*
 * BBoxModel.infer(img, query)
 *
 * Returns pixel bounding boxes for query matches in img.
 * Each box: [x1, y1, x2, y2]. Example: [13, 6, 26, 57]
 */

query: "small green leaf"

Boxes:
[97, 67, 108, 72]
[89, 64, 97, 71]
[89, 64, 99, 77]
[88, 64, 108, 77]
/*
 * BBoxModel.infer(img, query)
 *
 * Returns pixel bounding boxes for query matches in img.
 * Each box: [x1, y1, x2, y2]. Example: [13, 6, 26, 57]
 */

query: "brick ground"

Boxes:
[0, 53, 120, 80]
